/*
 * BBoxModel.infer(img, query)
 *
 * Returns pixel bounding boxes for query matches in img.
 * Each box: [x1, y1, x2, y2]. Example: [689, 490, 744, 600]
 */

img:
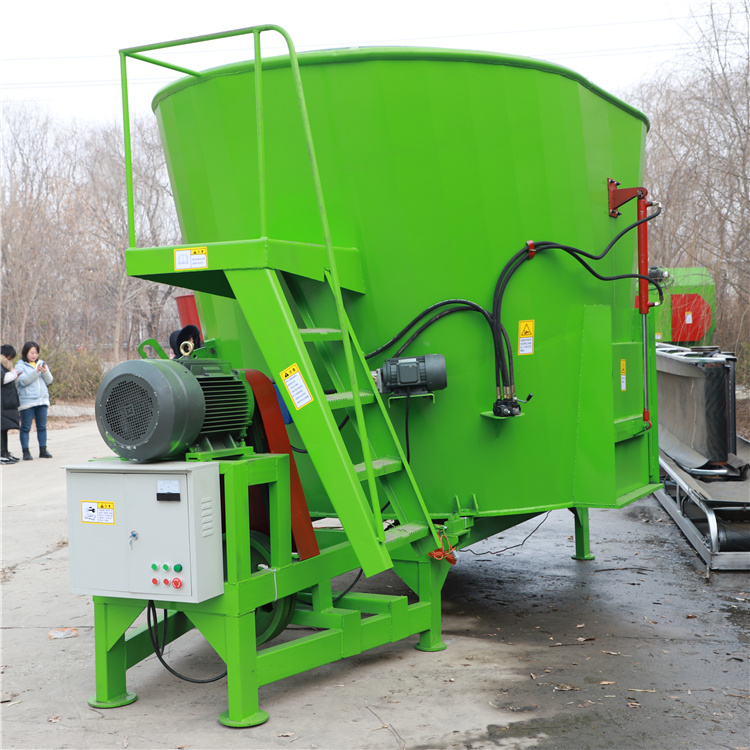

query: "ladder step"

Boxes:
[326, 391, 375, 410]
[353, 457, 402, 480]
[383, 522, 430, 551]
[300, 328, 344, 342]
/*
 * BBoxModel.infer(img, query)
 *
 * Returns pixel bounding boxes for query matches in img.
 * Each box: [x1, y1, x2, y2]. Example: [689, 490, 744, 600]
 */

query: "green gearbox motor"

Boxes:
[95, 358, 254, 461]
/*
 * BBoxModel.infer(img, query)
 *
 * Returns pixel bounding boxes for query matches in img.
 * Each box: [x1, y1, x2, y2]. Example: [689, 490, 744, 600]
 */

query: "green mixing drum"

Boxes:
[145, 43, 660, 527]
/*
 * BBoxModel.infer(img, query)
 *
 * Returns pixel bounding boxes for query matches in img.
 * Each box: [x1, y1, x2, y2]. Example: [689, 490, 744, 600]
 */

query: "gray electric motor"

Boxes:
[95, 358, 254, 461]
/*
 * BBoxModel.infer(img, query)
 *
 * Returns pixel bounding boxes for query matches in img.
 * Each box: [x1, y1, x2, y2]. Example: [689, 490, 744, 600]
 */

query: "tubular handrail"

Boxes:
[119, 25, 390, 538]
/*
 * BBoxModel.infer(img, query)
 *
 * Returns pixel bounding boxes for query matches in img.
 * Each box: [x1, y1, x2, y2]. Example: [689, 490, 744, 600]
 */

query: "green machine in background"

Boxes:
[67, 25, 663, 727]
[650, 267, 716, 346]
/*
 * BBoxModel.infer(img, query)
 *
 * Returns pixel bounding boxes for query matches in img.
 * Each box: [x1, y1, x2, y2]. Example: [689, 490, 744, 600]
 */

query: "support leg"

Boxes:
[414, 559, 448, 652]
[571, 507, 595, 561]
[88, 599, 140, 708]
[217, 611, 269, 727]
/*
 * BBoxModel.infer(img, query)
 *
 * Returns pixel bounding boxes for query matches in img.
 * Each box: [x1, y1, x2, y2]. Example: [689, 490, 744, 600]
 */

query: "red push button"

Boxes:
[163, 578, 170, 586]
[172, 578, 182, 589]
[152, 578, 159, 585]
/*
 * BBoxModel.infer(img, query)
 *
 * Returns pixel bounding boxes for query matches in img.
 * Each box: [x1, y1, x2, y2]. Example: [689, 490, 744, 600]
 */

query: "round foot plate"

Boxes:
[414, 642, 447, 652]
[89, 691, 137, 709]
[219, 709, 270, 727]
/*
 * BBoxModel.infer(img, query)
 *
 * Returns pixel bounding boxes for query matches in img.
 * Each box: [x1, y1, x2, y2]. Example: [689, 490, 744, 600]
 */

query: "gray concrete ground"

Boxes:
[1, 419, 748, 750]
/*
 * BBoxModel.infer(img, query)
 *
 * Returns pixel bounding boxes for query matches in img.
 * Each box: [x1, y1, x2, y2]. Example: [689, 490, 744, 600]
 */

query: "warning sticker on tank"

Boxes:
[280, 363, 314, 410]
[174, 247, 208, 271]
[620, 359, 627, 391]
[81, 501, 115, 525]
[518, 320, 535, 355]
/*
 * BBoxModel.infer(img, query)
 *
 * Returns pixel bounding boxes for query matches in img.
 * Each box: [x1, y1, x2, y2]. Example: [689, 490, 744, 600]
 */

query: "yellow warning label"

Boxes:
[81, 500, 115, 525]
[174, 246, 208, 271]
[518, 320, 535, 355]
[280, 363, 314, 410]
[620, 359, 627, 391]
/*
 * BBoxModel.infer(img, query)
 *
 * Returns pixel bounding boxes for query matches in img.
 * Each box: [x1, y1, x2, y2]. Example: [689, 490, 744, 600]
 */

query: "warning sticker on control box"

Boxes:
[280, 363, 314, 410]
[81, 501, 115, 525]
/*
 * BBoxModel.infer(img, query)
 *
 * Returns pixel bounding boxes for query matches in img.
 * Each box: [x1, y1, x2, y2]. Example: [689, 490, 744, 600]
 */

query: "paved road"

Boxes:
[1, 421, 747, 749]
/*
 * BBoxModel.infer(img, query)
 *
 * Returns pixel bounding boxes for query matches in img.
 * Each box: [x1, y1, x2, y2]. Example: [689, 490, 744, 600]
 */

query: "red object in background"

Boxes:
[174, 292, 202, 333]
[671, 293, 712, 342]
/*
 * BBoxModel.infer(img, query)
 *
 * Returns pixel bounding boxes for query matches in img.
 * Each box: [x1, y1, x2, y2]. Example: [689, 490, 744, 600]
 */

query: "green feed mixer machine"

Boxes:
[65, 26, 664, 727]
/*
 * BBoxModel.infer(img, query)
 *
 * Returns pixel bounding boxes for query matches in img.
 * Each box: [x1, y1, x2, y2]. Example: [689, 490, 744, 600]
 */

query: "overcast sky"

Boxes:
[2, 0, 703, 125]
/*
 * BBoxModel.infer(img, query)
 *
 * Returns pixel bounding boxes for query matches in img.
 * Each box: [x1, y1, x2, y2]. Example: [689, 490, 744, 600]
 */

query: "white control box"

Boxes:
[66, 460, 223, 603]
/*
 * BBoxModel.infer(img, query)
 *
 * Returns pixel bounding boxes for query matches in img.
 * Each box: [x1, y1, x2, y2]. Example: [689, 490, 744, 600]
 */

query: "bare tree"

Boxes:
[1, 104, 181, 366]
[630, 1, 749, 375]
[1, 106, 78, 344]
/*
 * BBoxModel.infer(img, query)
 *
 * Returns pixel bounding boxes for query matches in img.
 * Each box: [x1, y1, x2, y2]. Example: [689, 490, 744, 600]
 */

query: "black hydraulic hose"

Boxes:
[491, 206, 664, 394]
[561, 250, 665, 303]
[493, 253, 531, 388]
[365, 299, 492, 360]
[526, 206, 662, 262]
[393, 307, 473, 358]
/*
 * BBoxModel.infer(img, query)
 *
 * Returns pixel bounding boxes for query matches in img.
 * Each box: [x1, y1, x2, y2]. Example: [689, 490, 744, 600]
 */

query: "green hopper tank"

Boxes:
[149, 46, 660, 527]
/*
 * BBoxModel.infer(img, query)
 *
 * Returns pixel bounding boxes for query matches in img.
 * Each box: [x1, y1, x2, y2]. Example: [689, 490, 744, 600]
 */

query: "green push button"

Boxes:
[163, 563, 170, 571]
[151, 563, 158, 571]
[174, 564, 183, 573]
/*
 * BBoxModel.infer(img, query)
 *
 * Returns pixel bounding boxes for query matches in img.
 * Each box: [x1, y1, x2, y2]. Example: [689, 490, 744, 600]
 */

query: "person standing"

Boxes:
[1, 344, 21, 464]
[15, 341, 54, 460]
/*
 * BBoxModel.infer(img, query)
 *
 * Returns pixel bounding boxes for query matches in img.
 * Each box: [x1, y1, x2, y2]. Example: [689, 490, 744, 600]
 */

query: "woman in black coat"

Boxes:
[1, 344, 21, 463]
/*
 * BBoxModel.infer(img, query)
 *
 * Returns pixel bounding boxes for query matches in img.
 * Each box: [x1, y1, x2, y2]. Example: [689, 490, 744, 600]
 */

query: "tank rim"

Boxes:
[150, 45, 649, 129]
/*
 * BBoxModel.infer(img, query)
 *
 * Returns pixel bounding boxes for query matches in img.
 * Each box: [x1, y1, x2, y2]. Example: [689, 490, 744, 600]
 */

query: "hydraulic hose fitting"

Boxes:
[493, 398, 522, 417]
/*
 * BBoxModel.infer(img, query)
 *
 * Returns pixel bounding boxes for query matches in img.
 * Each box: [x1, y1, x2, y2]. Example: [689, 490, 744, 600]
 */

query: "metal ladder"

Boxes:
[119, 25, 442, 575]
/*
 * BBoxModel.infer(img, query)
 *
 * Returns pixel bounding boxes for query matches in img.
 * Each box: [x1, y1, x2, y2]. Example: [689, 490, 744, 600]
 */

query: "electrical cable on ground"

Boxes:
[462, 512, 552, 556]
[146, 601, 226, 683]
[332, 569, 364, 603]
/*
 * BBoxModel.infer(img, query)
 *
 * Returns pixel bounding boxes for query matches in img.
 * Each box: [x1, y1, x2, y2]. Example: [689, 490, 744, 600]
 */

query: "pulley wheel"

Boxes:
[250, 531, 296, 644]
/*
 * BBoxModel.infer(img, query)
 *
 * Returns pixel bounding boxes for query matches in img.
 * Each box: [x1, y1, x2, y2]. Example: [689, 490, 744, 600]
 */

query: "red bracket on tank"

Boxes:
[607, 178, 647, 218]
[526, 241, 536, 259]
[608, 179, 655, 315]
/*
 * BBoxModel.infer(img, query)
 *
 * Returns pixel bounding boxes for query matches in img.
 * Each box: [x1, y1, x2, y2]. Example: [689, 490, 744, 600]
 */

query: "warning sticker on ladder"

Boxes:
[518, 320, 535, 355]
[280, 363, 314, 410]
[620, 359, 627, 391]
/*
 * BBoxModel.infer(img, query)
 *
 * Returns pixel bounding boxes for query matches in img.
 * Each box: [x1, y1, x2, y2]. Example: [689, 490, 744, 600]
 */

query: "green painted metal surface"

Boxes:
[149, 45, 659, 518]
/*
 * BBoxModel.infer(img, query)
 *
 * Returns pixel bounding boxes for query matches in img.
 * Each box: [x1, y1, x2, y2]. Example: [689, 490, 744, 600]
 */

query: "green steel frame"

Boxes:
[88, 452, 451, 725]
[92, 25, 460, 726]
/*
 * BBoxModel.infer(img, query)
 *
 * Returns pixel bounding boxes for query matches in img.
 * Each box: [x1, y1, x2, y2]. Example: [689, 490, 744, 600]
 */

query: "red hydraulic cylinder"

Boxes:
[637, 195, 651, 315]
